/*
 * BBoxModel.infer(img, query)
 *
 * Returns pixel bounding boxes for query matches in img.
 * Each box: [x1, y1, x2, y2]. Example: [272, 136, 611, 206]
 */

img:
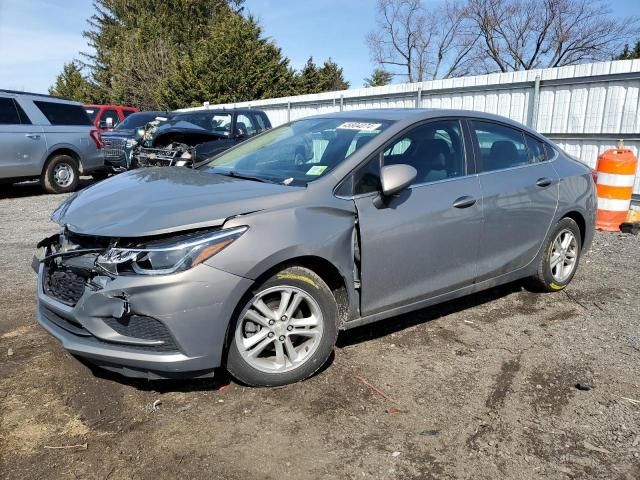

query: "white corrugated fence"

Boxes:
[184, 60, 640, 194]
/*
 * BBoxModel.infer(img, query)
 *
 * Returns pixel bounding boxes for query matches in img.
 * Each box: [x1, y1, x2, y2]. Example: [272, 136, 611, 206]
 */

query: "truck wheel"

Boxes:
[42, 154, 79, 194]
[226, 266, 338, 387]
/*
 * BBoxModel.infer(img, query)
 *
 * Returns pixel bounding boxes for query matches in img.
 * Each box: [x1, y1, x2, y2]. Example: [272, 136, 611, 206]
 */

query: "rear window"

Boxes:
[35, 101, 92, 126]
[0, 98, 21, 124]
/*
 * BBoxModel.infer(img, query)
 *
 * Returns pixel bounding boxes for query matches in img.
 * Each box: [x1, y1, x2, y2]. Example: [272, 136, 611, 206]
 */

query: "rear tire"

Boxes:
[527, 217, 582, 292]
[226, 266, 338, 387]
[42, 154, 79, 194]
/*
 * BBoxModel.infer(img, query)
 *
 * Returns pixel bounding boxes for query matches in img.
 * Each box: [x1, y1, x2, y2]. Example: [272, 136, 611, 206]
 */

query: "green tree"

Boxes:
[317, 58, 349, 91]
[364, 68, 392, 87]
[617, 40, 640, 60]
[51, 0, 351, 108]
[160, 14, 297, 107]
[49, 61, 97, 102]
[295, 57, 350, 94]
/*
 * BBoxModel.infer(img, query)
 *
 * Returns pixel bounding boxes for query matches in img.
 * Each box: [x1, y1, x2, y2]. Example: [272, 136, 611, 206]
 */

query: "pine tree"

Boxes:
[617, 40, 640, 60]
[50, 0, 350, 108]
[364, 69, 393, 87]
[49, 62, 97, 102]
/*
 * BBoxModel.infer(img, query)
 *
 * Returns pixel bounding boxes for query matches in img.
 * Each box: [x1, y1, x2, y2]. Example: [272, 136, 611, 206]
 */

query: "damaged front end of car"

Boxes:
[33, 225, 251, 379]
[133, 122, 226, 169]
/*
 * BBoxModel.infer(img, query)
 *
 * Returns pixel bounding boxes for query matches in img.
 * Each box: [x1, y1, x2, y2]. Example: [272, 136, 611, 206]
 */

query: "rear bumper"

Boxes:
[36, 262, 252, 379]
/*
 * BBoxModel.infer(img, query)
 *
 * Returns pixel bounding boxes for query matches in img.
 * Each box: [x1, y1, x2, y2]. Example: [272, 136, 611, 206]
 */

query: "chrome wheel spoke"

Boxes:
[284, 292, 303, 319]
[254, 298, 276, 320]
[276, 289, 293, 318]
[242, 328, 270, 350]
[293, 329, 320, 339]
[244, 309, 271, 328]
[247, 336, 275, 358]
[284, 337, 299, 364]
[274, 340, 286, 367]
[289, 314, 319, 328]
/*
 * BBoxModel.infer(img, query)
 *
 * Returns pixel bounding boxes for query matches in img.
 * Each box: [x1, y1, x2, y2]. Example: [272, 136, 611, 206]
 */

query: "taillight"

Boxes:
[90, 129, 103, 149]
[591, 169, 598, 183]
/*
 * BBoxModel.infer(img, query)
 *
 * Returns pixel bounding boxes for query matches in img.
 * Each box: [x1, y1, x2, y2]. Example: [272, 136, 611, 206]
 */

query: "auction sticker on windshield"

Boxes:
[337, 122, 382, 131]
[306, 165, 328, 175]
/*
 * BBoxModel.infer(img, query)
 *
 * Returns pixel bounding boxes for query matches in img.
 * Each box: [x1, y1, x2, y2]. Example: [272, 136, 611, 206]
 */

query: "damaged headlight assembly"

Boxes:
[96, 226, 247, 276]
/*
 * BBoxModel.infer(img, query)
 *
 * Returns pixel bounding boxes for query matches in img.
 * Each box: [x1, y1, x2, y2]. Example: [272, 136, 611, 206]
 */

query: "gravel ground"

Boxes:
[1, 180, 639, 480]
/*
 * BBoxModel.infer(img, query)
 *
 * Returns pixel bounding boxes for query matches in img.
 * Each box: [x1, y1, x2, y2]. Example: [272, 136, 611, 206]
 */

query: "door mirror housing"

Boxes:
[380, 164, 417, 196]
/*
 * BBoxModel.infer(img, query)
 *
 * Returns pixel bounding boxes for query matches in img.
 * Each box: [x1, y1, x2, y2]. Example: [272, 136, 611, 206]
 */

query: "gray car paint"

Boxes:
[0, 92, 103, 180]
[37, 108, 596, 379]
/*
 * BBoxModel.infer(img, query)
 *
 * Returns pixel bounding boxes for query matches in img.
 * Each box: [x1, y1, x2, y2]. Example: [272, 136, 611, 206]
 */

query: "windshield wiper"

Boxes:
[223, 170, 279, 184]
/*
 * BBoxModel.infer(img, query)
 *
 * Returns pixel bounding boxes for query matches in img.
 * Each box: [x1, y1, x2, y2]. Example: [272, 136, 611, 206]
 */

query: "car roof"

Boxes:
[176, 108, 265, 115]
[304, 108, 539, 136]
[0, 89, 74, 102]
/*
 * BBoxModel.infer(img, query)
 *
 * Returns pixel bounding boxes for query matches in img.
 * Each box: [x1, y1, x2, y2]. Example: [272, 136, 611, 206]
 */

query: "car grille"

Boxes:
[43, 268, 86, 306]
[136, 147, 179, 167]
[102, 137, 127, 165]
[103, 316, 179, 352]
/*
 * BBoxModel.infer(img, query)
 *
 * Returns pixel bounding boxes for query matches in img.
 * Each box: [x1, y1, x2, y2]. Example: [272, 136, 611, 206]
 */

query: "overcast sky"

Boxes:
[0, 0, 638, 94]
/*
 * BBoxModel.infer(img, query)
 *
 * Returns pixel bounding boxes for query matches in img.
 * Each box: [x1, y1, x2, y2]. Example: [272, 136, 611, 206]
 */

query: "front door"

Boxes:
[468, 120, 559, 281]
[354, 119, 482, 316]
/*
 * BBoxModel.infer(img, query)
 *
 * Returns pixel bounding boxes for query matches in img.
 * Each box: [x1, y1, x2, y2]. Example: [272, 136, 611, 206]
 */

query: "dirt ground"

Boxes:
[1, 180, 639, 480]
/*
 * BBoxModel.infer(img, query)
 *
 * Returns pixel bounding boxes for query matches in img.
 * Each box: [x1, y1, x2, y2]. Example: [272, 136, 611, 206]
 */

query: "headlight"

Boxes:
[96, 226, 247, 275]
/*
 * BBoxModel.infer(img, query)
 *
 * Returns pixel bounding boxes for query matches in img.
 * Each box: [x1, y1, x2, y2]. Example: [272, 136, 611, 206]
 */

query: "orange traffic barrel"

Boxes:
[595, 141, 638, 231]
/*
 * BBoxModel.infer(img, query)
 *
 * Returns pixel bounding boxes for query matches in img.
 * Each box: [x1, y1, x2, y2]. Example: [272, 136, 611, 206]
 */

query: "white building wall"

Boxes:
[183, 59, 640, 193]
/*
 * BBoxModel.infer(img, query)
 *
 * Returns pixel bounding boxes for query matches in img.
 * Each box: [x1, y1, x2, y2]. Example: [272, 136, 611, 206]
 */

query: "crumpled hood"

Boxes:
[52, 168, 300, 237]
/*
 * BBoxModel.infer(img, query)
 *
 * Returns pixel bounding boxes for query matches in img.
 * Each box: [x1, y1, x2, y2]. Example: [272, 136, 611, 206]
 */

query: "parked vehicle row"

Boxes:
[33, 109, 596, 386]
[0, 90, 273, 193]
[129, 108, 272, 169]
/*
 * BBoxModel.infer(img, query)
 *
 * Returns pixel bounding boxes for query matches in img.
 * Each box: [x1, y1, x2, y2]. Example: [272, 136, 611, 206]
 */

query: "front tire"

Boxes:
[528, 217, 582, 292]
[42, 154, 79, 194]
[226, 266, 338, 387]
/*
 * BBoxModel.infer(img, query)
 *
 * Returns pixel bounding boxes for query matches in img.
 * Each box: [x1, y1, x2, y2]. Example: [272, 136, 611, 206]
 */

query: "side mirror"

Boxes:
[380, 164, 417, 196]
[98, 120, 108, 129]
[234, 127, 247, 138]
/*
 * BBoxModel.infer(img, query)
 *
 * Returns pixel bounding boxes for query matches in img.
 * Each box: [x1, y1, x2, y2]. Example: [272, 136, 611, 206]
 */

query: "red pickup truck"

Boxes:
[84, 104, 140, 130]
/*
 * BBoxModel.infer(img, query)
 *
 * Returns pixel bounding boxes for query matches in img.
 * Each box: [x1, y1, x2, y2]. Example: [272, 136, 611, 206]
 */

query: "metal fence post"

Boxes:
[416, 87, 422, 108]
[287, 101, 291, 122]
[527, 76, 541, 129]
[340, 94, 344, 112]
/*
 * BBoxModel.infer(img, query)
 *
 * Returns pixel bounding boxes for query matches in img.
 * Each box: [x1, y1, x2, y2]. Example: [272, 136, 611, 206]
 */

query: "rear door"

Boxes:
[353, 118, 483, 315]
[468, 119, 559, 281]
[0, 96, 46, 178]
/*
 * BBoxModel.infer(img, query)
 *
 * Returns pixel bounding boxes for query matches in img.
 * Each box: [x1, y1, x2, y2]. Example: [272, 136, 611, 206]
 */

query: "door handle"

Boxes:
[452, 196, 477, 209]
[536, 177, 552, 187]
[25, 133, 41, 140]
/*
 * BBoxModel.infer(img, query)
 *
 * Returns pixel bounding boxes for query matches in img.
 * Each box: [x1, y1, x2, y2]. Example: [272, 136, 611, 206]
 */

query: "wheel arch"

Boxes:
[246, 255, 352, 326]
[43, 147, 82, 174]
[561, 210, 586, 249]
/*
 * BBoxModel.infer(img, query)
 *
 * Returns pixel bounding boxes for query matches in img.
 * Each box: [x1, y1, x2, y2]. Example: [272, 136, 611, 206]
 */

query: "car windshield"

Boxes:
[203, 117, 392, 184]
[116, 112, 170, 130]
[169, 112, 232, 134]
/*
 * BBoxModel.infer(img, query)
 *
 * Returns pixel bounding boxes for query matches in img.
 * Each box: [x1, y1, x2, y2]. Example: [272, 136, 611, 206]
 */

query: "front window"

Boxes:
[171, 112, 232, 134]
[204, 118, 393, 185]
[116, 112, 170, 130]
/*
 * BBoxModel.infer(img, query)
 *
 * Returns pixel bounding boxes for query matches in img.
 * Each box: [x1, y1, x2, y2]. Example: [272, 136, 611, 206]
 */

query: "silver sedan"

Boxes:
[35, 109, 596, 386]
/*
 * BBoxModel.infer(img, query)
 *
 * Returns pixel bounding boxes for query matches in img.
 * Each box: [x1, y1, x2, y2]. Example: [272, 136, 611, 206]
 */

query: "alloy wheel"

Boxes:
[550, 229, 578, 283]
[235, 286, 324, 373]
